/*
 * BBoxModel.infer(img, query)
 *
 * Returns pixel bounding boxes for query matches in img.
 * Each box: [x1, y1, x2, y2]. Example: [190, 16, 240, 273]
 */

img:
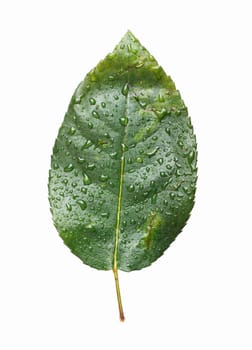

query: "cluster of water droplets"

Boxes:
[48, 33, 197, 271]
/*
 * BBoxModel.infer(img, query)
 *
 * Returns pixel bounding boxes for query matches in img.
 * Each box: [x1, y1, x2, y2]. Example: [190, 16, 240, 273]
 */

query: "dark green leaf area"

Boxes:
[48, 31, 197, 271]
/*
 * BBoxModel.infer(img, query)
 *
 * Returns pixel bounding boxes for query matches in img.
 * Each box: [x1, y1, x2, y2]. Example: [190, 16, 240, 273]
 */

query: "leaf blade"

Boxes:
[48, 30, 197, 273]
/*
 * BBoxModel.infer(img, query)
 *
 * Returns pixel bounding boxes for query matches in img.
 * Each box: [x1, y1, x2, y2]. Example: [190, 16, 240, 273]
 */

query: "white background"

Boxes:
[1, 0, 251, 349]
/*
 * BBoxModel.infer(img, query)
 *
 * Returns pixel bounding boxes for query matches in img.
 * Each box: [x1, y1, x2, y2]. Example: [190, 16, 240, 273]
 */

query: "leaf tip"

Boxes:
[122, 29, 138, 42]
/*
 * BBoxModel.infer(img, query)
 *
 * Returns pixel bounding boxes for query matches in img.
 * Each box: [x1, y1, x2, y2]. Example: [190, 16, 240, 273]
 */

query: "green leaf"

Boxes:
[48, 30, 197, 320]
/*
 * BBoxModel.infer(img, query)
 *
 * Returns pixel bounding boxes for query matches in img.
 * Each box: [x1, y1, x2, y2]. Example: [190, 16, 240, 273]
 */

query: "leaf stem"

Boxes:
[112, 143, 126, 321]
[113, 267, 125, 322]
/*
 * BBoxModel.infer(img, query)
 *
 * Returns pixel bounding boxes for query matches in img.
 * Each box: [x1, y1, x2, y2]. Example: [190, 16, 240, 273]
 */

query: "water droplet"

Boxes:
[155, 108, 169, 119]
[109, 151, 117, 159]
[127, 184, 135, 192]
[83, 173, 91, 185]
[146, 147, 159, 157]
[128, 31, 137, 42]
[77, 157, 85, 163]
[119, 117, 128, 126]
[169, 192, 175, 199]
[104, 132, 111, 139]
[165, 127, 171, 135]
[89, 69, 97, 82]
[151, 65, 161, 72]
[77, 200, 87, 210]
[122, 83, 129, 96]
[101, 102, 106, 108]
[89, 98, 96, 105]
[127, 44, 138, 54]
[81, 187, 87, 194]
[139, 100, 147, 108]
[82, 139, 92, 149]
[108, 75, 115, 81]
[99, 174, 108, 182]
[88, 122, 93, 129]
[158, 94, 165, 102]
[188, 150, 195, 163]
[162, 181, 169, 189]
[150, 180, 155, 188]
[75, 95, 82, 103]
[114, 95, 119, 100]
[69, 127, 76, 135]
[53, 162, 59, 170]
[136, 157, 143, 163]
[152, 135, 158, 141]
[87, 163, 95, 170]
[127, 157, 133, 164]
[157, 158, 163, 165]
[164, 199, 168, 206]
[66, 203, 72, 211]
[62, 179, 68, 185]
[88, 193, 94, 202]
[121, 143, 128, 152]
[64, 163, 74, 172]
[190, 163, 197, 172]
[177, 140, 184, 148]
[160, 171, 167, 177]
[146, 167, 150, 173]
[135, 61, 144, 68]
[182, 185, 189, 194]
[72, 182, 77, 188]
[92, 110, 100, 118]
[101, 212, 110, 218]
[151, 193, 157, 204]
[187, 118, 193, 129]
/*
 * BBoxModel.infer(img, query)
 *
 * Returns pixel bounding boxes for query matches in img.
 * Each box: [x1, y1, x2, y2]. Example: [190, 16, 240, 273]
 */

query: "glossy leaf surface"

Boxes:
[48, 31, 197, 273]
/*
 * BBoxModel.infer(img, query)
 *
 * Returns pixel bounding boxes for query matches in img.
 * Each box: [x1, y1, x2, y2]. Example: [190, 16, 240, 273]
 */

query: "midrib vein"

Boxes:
[113, 99, 128, 270]
[112, 84, 129, 322]
[113, 145, 125, 271]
